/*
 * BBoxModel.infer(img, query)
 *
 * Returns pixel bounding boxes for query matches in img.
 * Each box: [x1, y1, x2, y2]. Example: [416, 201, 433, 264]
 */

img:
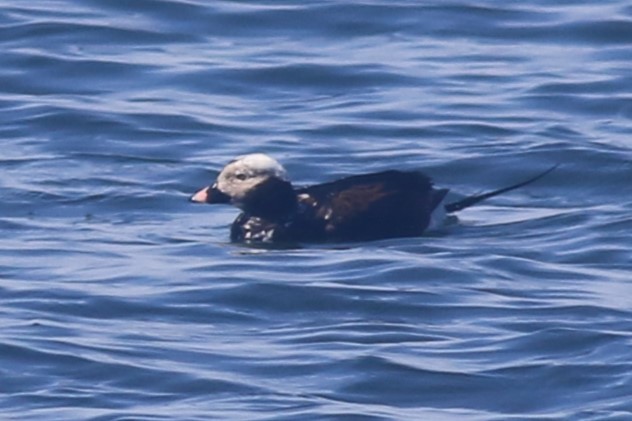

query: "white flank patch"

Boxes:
[427, 196, 447, 231]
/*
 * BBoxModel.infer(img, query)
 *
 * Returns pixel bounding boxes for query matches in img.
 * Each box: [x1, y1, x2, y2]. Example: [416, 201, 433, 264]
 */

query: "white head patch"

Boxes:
[215, 154, 289, 206]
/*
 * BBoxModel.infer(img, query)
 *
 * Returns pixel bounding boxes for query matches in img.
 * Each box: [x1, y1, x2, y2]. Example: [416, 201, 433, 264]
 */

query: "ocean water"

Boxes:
[1, 1, 631, 419]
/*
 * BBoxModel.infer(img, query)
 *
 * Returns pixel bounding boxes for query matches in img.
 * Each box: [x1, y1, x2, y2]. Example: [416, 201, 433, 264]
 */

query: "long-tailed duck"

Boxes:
[191, 153, 555, 244]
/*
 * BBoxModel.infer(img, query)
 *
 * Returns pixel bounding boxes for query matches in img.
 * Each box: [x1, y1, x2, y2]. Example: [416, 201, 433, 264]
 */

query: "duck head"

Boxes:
[191, 153, 297, 219]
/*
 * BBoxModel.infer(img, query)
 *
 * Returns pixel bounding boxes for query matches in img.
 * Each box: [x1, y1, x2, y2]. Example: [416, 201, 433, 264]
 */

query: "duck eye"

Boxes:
[235, 173, 247, 181]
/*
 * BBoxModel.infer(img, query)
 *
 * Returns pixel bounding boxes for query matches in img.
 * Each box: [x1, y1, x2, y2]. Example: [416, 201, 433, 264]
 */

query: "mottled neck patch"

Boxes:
[240, 177, 297, 220]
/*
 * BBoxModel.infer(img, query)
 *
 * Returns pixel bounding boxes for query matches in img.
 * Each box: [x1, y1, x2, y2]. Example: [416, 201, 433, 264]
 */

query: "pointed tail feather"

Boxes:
[444, 164, 558, 213]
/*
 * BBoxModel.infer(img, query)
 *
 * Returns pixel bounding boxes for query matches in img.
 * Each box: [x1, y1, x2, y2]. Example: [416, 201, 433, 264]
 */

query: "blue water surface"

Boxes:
[1, 1, 631, 419]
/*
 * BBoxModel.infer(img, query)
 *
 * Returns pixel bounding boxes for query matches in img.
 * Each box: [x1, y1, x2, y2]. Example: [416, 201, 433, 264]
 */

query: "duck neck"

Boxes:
[241, 177, 298, 221]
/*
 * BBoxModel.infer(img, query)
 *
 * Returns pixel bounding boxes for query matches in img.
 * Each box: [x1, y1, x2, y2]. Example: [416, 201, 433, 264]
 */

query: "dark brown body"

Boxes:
[229, 170, 448, 243]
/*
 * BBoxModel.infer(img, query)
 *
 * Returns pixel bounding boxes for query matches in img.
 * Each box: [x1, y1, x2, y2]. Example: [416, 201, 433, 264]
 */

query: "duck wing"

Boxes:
[298, 170, 447, 241]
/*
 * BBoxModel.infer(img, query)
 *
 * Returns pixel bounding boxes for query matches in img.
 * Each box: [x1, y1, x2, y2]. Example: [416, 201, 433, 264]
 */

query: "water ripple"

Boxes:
[1, 0, 631, 419]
